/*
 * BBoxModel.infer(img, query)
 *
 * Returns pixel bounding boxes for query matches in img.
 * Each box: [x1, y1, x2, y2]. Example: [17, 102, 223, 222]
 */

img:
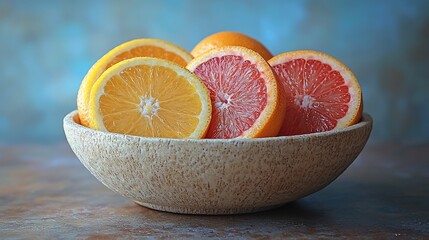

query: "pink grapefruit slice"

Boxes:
[269, 50, 362, 136]
[186, 46, 286, 139]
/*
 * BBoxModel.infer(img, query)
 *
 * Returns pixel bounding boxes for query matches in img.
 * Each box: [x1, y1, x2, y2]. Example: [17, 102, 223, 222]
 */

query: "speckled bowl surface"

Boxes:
[64, 110, 372, 215]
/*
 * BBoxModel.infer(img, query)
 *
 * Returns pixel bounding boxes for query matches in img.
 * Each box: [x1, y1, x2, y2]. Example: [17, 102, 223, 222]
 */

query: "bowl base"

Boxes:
[134, 201, 284, 215]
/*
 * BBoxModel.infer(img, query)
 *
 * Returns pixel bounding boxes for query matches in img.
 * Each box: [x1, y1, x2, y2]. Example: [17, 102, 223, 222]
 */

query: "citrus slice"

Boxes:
[186, 46, 286, 139]
[89, 57, 211, 139]
[268, 50, 363, 136]
[191, 31, 273, 60]
[78, 38, 193, 127]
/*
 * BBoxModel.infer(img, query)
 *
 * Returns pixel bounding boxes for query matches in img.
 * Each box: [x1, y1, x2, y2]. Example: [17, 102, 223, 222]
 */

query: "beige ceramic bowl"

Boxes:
[64, 110, 372, 215]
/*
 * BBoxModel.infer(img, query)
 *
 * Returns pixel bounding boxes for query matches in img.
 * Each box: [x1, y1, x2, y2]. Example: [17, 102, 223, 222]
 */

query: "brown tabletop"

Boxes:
[1, 143, 428, 239]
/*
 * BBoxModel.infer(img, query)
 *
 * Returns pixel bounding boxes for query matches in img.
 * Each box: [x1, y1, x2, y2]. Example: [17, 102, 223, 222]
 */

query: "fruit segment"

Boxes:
[193, 55, 267, 138]
[78, 38, 193, 127]
[187, 46, 286, 139]
[89, 57, 211, 139]
[269, 50, 362, 136]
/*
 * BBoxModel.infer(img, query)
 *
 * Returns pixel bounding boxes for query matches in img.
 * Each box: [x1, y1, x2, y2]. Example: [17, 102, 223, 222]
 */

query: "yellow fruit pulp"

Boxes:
[90, 58, 211, 138]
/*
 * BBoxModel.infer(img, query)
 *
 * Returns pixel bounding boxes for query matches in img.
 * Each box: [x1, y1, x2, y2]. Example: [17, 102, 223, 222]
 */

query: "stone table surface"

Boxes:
[0, 143, 428, 239]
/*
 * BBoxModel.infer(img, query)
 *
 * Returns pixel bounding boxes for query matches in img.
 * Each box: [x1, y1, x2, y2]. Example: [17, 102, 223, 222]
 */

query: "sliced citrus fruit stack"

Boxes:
[78, 38, 193, 127]
[269, 50, 362, 136]
[187, 46, 286, 139]
[191, 31, 273, 61]
[88, 57, 211, 139]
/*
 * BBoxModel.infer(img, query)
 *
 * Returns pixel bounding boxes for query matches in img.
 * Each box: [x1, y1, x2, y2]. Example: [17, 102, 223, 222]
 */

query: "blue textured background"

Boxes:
[1, 0, 428, 143]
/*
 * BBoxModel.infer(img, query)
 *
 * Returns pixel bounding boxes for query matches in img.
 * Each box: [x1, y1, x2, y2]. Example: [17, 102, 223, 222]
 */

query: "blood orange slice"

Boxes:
[187, 46, 286, 139]
[269, 50, 362, 136]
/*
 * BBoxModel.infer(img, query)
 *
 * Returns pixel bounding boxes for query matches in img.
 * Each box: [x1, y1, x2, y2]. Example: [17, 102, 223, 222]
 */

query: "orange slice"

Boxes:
[187, 46, 286, 139]
[78, 38, 193, 127]
[269, 50, 363, 136]
[89, 57, 211, 139]
[191, 31, 273, 60]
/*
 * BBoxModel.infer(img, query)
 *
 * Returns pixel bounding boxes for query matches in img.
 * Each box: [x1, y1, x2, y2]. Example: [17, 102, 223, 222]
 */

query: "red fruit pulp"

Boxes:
[193, 55, 267, 138]
[272, 58, 350, 135]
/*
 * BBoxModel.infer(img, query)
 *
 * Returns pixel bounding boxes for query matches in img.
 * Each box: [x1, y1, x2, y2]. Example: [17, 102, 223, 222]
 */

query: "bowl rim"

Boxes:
[64, 110, 372, 143]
